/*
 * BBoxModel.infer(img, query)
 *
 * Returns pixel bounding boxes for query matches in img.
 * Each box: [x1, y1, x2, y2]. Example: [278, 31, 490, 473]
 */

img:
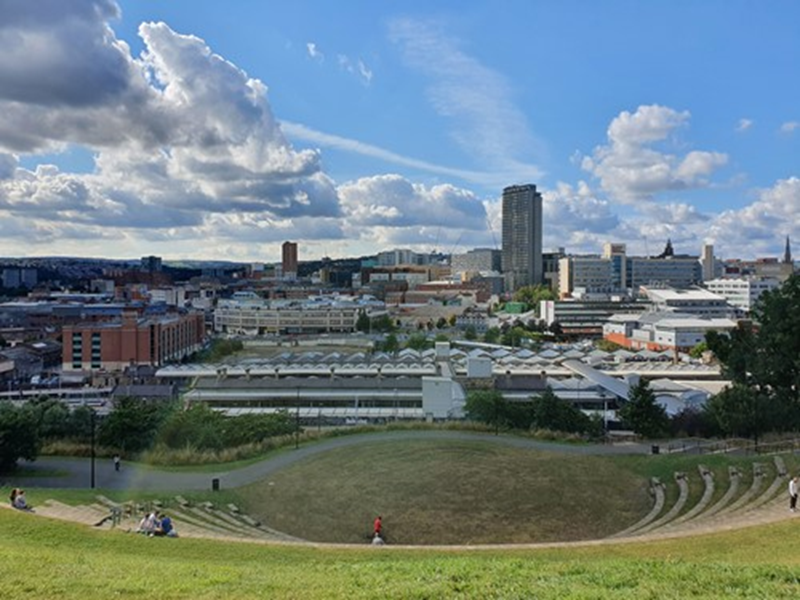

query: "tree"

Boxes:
[501, 326, 527, 348]
[703, 383, 787, 442]
[688, 341, 708, 359]
[512, 285, 556, 316]
[530, 387, 595, 434]
[705, 275, 800, 439]
[435, 317, 448, 330]
[98, 397, 175, 454]
[483, 327, 500, 344]
[0, 403, 40, 472]
[405, 333, 431, 351]
[618, 379, 669, 439]
[355, 310, 371, 333]
[371, 314, 396, 333]
[464, 325, 477, 341]
[464, 390, 506, 428]
[377, 333, 399, 354]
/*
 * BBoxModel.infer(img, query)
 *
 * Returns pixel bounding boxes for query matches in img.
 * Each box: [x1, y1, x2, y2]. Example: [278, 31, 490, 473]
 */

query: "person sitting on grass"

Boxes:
[12, 489, 31, 511]
[154, 513, 177, 537]
[9, 488, 19, 506]
[137, 511, 159, 535]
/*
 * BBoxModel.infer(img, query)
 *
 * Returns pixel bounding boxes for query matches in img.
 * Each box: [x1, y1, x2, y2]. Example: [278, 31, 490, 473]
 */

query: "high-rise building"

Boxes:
[282, 241, 298, 279]
[140, 255, 163, 273]
[501, 184, 543, 291]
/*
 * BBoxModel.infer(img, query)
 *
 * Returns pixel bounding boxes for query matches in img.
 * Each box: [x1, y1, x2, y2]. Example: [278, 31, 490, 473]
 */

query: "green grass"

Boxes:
[3, 508, 800, 599]
[237, 439, 652, 545]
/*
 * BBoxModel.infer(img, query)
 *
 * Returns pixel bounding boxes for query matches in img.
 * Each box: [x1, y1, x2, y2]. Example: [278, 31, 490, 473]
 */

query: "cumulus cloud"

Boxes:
[780, 121, 800, 134]
[0, 1, 343, 256]
[306, 42, 323, 61]
[581, 105, 728, 203]
[736, 118, 753, 132]
[338, 174, 486, 230]
[705, 177, 800, 257]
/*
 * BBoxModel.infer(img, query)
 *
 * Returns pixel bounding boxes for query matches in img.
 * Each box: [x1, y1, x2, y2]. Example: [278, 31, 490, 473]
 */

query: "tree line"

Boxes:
[0, 396, 295, 472]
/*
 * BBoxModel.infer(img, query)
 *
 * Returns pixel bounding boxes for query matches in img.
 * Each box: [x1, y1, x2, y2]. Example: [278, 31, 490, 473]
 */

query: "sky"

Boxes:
[0, 0, 798, 263]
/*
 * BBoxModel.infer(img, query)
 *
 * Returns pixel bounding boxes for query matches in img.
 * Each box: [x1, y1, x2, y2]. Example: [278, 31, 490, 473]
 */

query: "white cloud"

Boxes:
[736, 118, 753, 132]
[337, 54, 373, 85]
[0, 3, 343, 257]
[357, 60, 373, 85]
[582, 105, 728, 203]
[705, 177, 800, 257]
[338, 174, 486, 231]
[306, 42, 323, 61]
[281, 121, 506, 186]
[780, 121, 800, 134]
[388, 17, 543, 182]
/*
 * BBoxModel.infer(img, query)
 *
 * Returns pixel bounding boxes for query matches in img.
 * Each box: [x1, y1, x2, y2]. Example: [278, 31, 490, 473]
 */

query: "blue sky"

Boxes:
[1, 0, 798, 262]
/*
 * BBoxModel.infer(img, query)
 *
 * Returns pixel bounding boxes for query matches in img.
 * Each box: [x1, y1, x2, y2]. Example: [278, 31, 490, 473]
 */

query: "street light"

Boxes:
[295, 386, 300, 450]
[90, 406, 96, 489]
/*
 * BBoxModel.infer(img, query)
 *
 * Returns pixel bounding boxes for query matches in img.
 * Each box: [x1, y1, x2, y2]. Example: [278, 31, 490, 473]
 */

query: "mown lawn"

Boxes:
[3, 508, 800, 599]
[237, 439, 652, 545]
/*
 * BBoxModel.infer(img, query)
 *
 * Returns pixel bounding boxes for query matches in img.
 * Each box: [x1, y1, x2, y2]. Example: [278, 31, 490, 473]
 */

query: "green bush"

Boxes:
[0, 402, 40, 471]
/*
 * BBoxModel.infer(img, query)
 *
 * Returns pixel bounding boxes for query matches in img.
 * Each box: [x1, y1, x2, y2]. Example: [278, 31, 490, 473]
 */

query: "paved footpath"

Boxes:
[3, 430, 650, 492]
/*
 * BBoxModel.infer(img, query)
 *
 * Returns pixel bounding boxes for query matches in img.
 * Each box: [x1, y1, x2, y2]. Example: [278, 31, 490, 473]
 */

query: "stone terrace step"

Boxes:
[716, 463, 767, 517]
[634, 472, 689, 536]
[667, 465, 715, 528]
[608, 477, 665, 539]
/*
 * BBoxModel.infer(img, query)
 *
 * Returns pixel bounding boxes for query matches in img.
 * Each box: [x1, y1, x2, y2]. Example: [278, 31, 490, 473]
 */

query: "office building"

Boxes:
[450, 248, 502, 276]
[704, 277, 780, 313]
[62, 310, 205, 372]
[282, 241, 298, 280]
[140, 256, 163, 273]
[501, 184, 543, 292]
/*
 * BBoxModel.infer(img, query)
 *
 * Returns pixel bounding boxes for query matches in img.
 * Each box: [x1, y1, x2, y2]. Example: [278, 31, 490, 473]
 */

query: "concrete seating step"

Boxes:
[634, 471, 689, 536]
[608, 477, 665, 539]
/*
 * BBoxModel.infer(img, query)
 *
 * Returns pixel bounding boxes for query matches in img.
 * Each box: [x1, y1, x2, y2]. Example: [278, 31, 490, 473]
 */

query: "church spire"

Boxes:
[784, 236, 792, 264]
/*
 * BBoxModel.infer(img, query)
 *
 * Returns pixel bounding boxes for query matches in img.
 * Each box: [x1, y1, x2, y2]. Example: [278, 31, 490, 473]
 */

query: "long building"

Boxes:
[214, 295, 384, 336]
[62, 310, 205, 372]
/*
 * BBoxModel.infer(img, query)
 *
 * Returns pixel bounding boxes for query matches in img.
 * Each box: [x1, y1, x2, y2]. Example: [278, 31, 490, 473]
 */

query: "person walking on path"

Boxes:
[789, 476, 798, 512]
[113, 454, 121, 472]
[373, 515, 383, 539]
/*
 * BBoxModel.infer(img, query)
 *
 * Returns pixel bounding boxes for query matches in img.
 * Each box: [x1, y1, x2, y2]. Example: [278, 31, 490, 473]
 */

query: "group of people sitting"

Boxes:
[8, 488, 31, 511]
[136, 511, 177, 537]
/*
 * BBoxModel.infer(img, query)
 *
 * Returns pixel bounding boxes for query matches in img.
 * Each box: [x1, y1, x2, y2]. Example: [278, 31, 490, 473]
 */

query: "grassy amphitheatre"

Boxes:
[4, 434, 800, 598]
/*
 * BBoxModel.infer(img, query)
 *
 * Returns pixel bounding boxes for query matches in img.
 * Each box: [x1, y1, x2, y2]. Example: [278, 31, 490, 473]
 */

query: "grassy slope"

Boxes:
[2, 509, 800, 599]
[238, 439, 650, 544]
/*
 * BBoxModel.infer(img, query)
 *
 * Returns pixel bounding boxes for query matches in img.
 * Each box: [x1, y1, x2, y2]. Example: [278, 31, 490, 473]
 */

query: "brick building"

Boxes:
[62, 310, 205, 372]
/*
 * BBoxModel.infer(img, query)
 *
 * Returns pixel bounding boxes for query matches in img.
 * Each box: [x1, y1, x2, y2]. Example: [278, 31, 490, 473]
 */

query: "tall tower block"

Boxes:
[501, 184, 543, 292]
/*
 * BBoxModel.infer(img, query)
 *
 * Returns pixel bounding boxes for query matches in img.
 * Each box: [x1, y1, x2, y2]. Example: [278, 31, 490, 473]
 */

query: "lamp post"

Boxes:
[90, 405, 96, 489]
[295, 386, 300, 450]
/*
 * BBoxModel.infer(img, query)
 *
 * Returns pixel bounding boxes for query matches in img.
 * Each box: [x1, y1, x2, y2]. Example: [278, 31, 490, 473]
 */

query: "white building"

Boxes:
[703, 277, 780, 313]
[214, 295, 384, 336]
[642, 287, 736, 318]
[604, 311, 737, 351]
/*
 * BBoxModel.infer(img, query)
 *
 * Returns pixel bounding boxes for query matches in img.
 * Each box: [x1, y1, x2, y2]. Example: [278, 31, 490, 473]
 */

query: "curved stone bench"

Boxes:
[608, 477, 665, 539]
[665, 465, 715, 528]
[699, 466, 740, 520]
[716, 463, 766, 517]
[634, 472, 689, 535]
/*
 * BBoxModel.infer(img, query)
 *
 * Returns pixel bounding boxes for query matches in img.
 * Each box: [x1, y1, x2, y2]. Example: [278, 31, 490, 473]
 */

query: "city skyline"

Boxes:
[0, 1, 798, 263]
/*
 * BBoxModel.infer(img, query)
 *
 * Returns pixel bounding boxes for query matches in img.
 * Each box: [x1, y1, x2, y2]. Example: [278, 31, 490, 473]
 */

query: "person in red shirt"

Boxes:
[373, 515, 382, 537]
